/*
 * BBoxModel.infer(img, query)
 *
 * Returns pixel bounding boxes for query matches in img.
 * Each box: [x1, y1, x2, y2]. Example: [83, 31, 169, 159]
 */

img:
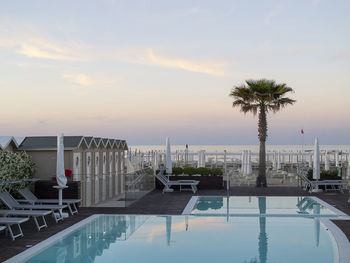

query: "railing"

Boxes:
[123, 167, 155, 207]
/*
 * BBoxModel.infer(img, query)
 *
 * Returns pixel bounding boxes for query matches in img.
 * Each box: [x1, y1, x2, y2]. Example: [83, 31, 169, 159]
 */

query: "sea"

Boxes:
[130, 145, 350, 153]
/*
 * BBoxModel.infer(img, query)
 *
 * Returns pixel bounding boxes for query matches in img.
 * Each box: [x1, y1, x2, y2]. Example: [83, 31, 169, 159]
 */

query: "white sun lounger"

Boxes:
[297, 168, 346, 193]
[0, 217, 29, 240]
[18, 188, 80, 215]
[0, 209, 51, 231]
[0, 192, 67, 222]
[156, 171, 199, 193]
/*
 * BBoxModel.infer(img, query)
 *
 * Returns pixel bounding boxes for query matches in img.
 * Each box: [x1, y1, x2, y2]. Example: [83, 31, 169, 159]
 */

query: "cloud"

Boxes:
[0, 18, 88, 61]
[264, 4, 284, 25]
[16, 38, 81, 61]
[62, 74, 94, 86]
[146, 49, 229, 76]
[113, 48, 229, 76]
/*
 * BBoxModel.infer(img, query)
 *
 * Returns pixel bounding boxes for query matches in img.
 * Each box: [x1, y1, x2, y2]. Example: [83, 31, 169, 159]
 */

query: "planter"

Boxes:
[34, 180, 80, 199]
[155, 175, 223, 190]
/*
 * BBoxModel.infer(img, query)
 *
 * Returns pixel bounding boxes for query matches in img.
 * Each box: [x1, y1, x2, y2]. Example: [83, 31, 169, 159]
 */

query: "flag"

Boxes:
[301, 129, 304, 134]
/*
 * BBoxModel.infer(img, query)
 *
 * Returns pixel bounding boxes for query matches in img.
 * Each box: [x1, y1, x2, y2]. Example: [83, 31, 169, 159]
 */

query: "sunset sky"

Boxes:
[1, 0, 349, 145]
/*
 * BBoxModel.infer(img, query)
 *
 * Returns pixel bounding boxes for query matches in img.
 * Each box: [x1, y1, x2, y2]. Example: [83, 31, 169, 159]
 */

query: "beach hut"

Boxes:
[18, 136, 127, 207]
[101, 138, 110, 201]
[107, 140, 114, 199]
[0, 136, 19, 152]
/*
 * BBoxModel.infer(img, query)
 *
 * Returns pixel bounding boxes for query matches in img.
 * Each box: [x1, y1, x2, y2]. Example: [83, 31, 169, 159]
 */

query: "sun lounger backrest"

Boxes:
[0, 192, 19, 209]
[158, 174, 170, 183]
[18, 188, 38, 201]
[155, 173, 169, 186]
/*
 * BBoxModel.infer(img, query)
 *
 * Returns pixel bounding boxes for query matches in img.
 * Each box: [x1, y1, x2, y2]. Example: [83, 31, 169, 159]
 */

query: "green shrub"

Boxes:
[210, 168, 223, 176]
[196, 167, 210, 176]
[172, 167, 183, 175]
[307, 169, 339, 180]
[0, 151, 36, 191]
[183, 167, 197, 175]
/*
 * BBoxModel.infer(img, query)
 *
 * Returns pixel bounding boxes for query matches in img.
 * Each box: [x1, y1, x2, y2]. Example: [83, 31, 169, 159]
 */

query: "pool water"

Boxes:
[191, 196, 338, 216]
[22, 214, 336, 263]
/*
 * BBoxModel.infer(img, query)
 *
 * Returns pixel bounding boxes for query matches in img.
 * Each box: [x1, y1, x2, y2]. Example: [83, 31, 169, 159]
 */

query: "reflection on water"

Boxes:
[26, 215, 149, 263]
[196, 197, 224, 211]
[258, 197, 268, 263]
[24, 206, 331, 263]
[192, 196, 336, 216]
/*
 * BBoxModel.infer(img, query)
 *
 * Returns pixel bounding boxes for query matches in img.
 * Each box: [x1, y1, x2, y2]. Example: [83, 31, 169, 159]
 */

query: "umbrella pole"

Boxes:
[53, 185, 68, 218]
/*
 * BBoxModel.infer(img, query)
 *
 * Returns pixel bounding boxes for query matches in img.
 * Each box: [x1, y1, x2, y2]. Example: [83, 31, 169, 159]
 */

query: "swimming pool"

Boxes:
[5, 197, 350, 263]
[185, 196, 344, 217]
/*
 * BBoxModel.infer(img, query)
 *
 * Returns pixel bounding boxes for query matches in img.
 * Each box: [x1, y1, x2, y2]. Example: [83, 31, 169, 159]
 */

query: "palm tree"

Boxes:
[229, 79, 295, 187]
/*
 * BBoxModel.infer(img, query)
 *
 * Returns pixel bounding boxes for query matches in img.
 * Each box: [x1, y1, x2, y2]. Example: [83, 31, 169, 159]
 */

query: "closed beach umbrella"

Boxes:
[154, 151, 159, 169]
[202, 151, 206, 167]
[56, 134, 67, 187]
[335, 151, 339, 167]
[277, 151, 281, 170]
[347, 154, 350, 178]
[166, 137, 172, 174]
[324, 151, 329, 171]
[245, 150, 248, 175]
[273, 152, 277, 170]
[313, 138, 320, 180]
[56, 134, 67, 217]
[308, 153, 313, 168]
[197, 151, 203, 167]
[243, 150, 247, 175]
[247, 151, 252, 175]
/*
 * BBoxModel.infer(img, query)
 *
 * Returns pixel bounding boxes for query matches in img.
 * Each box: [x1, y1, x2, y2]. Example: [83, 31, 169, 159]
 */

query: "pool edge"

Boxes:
[3, 214, 101, 263]
[321, 218, 350, 263]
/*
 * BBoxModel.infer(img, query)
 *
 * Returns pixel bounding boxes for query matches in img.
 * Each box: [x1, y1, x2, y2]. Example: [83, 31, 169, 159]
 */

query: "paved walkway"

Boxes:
[1, 186, 349, 262]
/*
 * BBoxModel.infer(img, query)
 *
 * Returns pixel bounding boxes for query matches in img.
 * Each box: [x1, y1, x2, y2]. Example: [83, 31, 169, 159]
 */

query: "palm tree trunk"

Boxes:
[257, 106, 267, 187]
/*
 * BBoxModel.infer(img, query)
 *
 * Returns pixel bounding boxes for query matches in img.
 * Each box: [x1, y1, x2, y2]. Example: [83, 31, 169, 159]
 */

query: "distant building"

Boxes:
[1, 135, 128, 207]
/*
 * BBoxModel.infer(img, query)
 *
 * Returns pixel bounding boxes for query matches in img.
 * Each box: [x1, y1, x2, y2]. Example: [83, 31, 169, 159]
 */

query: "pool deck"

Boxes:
[1, 186, 350, 262]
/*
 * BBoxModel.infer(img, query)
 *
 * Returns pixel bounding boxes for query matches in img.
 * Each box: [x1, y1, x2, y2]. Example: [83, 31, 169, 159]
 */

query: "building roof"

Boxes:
[84, 137, 93, 146]
[0, 136, 18, 150]
[19, 136, 84, 150]
[102, 138, 109, 147]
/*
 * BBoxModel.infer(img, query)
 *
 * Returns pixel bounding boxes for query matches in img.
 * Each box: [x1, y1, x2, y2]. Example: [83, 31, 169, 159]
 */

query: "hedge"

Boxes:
[307, 169, 339, 180]
[156, 167, 223, 176]
[0, 151, 36, 191]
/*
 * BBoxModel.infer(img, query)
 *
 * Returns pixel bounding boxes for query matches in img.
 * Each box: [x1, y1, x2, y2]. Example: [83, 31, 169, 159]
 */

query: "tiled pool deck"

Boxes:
[1, 186, 350, 262]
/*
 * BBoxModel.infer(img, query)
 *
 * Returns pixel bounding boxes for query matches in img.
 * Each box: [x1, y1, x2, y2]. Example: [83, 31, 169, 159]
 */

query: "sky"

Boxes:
[0, 0, 349, 145]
